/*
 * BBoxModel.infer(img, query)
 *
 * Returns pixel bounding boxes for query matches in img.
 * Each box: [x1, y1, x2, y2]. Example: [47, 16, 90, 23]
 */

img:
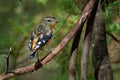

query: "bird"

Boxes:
[28, 16, 58, 59]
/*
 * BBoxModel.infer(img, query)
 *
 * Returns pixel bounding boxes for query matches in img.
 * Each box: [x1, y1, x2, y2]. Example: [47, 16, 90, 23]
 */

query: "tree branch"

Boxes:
[3, 47, 12, 74]
[105, 30, 120, 44]
[0, 0, 97, 79]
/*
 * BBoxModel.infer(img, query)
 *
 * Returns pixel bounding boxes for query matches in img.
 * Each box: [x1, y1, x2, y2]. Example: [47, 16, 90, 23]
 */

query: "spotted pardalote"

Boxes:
[29, 16, 58, 59]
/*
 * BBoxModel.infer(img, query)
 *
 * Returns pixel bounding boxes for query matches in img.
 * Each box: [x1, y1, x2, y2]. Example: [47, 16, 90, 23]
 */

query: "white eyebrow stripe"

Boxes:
[44, 18, 51, 21]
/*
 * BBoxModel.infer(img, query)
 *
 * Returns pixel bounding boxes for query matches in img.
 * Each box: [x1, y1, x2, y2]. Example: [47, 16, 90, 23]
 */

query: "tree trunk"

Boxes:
[91, 2, 113, 80]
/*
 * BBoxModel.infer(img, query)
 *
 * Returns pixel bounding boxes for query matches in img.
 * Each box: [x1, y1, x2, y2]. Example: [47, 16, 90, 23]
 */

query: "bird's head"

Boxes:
[41, 16, 58, 29]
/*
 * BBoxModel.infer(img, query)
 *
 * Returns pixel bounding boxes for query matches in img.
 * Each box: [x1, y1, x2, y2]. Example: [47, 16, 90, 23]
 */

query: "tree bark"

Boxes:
[80, 0, 99, 80]
[91, 2, 113, 80]
[69, 22, 84, 80]
[69, 48, 77, 80]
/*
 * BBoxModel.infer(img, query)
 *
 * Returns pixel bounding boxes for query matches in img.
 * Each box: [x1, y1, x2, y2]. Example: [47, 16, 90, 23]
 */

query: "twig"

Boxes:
[3, 47, 12, 74]
[105, 30, 120, 44]
[0, 0, 97, 79]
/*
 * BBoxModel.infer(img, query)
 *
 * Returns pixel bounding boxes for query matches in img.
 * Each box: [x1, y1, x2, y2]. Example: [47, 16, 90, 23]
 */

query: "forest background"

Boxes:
[0, 0, 120, 80]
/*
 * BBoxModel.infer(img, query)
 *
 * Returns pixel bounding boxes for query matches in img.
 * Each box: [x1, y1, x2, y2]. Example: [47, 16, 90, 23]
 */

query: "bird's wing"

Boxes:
[29, 31, 53, 59]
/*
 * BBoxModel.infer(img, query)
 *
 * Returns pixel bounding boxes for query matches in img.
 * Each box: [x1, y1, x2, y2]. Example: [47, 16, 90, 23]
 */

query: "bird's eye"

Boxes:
[47, 20, 51, 22]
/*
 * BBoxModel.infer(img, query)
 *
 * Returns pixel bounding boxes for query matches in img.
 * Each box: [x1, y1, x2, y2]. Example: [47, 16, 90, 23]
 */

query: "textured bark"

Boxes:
[80, 0, 99, 80]
[69, 48, 77, 80]
[80, 31, 91, 80]
[69, 22, 84, 80]
[91, 3, 113, 80]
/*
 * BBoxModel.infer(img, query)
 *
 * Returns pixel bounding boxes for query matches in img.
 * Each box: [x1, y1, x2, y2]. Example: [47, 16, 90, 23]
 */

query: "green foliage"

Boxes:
[104, 0, 120, 33]
[109, 0, 120, 7]
[0, 0, 120, 80]
[59, 0, 80, 15]
[36, 0, 48, 5]
[107, 23, 120, 33]
[0, 36, 16, 49]
[0, 54, 15, 74]
[0, 55, 6, 73]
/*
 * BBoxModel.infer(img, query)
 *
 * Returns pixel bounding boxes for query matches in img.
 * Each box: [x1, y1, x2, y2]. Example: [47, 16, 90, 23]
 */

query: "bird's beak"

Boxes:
[51, 20, 58, 28]
[51, 22, 56, 28]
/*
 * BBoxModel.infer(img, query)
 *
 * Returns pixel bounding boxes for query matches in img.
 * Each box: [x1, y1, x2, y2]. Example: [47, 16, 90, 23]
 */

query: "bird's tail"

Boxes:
[29, 51, 36, 59]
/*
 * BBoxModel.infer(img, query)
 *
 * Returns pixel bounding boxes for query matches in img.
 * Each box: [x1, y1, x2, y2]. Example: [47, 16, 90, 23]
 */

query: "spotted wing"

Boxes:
[29, 31, 53, 59]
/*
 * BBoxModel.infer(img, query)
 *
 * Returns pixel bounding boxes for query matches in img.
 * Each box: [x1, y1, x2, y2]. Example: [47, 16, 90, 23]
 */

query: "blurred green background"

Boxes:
[0, 0, 120, 80]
